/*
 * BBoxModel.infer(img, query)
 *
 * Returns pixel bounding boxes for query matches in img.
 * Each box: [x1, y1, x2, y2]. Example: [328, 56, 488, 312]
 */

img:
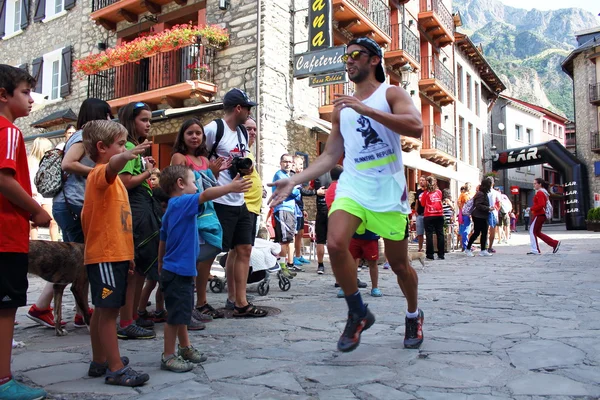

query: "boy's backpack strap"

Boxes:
[208, 119, 224, 160]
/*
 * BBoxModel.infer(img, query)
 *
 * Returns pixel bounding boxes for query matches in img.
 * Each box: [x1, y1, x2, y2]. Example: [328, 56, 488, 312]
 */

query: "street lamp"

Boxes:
[400, 64, 413, 89]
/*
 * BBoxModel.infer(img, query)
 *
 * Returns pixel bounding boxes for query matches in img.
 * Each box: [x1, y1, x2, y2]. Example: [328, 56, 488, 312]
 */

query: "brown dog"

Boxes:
[28, 240, 91, 336]
[409, 251, 426, 267]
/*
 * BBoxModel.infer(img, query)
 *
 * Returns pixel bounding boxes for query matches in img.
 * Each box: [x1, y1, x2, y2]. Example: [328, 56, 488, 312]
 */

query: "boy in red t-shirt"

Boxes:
[0, 64, 52, 399]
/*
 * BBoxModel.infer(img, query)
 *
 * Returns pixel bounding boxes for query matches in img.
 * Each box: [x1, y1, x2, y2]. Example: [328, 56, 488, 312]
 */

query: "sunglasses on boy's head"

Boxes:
[341, 50, 371, 63]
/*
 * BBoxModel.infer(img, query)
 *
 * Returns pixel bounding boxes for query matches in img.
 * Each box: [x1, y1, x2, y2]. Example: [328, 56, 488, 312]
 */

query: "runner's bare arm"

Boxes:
[268, 108, 344, 207]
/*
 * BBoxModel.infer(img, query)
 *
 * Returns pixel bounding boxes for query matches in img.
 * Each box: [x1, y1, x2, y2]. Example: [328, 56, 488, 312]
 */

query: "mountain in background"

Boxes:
[453, 0, 599, 119]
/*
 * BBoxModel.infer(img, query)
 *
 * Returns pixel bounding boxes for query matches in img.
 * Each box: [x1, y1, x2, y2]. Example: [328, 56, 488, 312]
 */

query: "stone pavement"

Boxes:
[11, 227, 600, 399]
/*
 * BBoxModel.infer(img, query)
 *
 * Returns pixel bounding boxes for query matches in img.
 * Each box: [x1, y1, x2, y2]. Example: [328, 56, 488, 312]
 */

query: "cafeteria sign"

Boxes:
[293, 45, 346, 78]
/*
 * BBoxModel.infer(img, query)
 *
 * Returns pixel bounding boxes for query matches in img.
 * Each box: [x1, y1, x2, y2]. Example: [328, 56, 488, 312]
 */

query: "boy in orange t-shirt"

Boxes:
[0, 64, 52, 399]
[81, 120, 152, 387]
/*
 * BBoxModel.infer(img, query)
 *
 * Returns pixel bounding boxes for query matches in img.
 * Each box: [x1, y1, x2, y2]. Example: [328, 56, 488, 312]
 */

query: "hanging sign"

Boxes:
[293, 45, 346, 78]
[309, 71, 348, 87]
[308, 0, 332, 51]
[510, 186, 519, 195]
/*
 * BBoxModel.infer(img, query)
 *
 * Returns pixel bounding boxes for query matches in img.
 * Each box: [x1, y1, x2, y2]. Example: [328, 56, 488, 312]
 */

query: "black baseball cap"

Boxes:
[223, 88, 258, 108]
[348, 37, 385, 83]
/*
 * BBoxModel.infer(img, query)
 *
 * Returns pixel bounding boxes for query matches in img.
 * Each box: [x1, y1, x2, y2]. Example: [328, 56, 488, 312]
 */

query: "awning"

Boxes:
[295, 114, 332, 134]
[30, 108, 77, 129]
[25, 102, 224, 142]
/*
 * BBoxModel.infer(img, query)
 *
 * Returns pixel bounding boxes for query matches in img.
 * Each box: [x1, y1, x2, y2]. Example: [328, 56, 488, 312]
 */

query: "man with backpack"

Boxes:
[204, 88, 267, 317]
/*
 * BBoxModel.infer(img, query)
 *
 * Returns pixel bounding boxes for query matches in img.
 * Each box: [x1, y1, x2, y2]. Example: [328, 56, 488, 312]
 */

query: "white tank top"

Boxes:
[336, 83, 410, 214]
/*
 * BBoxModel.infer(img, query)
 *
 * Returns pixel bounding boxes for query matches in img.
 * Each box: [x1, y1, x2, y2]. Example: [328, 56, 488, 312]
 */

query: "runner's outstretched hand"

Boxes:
[268, 178, 294, 207]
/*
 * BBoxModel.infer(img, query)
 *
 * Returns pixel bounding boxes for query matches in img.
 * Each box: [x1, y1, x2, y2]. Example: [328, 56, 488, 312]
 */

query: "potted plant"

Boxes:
[186, 61, 210, 80]
[199, 24, 229, 48]
[586, 207, 600, 231]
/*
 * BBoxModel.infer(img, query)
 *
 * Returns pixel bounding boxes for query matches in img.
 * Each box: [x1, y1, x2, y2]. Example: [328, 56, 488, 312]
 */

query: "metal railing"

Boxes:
[318, 81, 355, 108]
[419, 0, 453, 35]
[423, 125, 456, 157]
[87, 42, 216, 102]
[347, 0, 391, 36]
[420, 56, 454, 95]
[91, 0, 117, 12]
[589, 83, 600, 104]
[389, 23, 421, 63]
[592, 131, 600, 152]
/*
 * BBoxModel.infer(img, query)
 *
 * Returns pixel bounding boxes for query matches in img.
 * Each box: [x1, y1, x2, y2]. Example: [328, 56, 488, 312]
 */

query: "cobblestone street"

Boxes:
[11, 226, 600, 399]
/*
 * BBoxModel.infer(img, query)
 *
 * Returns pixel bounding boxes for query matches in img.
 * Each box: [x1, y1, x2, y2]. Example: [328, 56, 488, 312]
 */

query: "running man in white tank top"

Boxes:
[269, 37, 424, 352]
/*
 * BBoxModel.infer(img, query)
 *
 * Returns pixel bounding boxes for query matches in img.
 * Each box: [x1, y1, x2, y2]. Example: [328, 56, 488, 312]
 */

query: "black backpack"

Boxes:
[207, 119, 249, 160]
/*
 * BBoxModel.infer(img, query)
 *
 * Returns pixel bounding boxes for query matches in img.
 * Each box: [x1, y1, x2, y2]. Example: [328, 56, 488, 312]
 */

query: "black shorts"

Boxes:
[87, 261, 129, 308]
[0, 252, 28, 309]
[250, 212, 258, 245]
[214, 202, 254, 252]
[161, 269, 194, 326]
[315, 211, 328, 244]
[296, 216, 304, 233]
[274, 210, 296, 243]
[130, 188, 161, 278]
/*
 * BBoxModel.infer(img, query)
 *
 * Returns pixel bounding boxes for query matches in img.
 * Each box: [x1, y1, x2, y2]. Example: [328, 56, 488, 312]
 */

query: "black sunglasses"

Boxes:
[341, 50, 371, 63]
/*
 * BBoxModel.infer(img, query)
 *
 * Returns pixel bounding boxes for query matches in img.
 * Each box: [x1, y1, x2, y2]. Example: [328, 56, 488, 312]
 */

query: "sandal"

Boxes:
[88, 356, 130, 377]
[196, 303, 224, 319]
[105, 366, 149, 387]
[232, 303, 268, 318]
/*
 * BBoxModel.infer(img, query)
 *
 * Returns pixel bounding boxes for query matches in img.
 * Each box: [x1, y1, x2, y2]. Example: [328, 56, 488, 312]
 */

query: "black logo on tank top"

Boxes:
[357, 116, 388, 153]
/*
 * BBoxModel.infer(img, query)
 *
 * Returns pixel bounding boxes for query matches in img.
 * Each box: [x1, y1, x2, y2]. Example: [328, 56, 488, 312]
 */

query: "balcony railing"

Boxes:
[347, 0, 391, 36]
[92, 0, 117, 12]
[589, 83, 600, 104]
[419, 0, 453, 36]
[389, 23, 421, 62]
[420, 56, 454, 95]
[592, 131, 600, 153]
[423, 125, 456, 157]
[87, 43, 215, 102]
[565, 137, 576, 147]
[318, 82, 355, 108]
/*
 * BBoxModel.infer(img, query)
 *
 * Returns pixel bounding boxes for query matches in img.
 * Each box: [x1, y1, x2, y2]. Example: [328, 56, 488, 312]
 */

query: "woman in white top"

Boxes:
[28, 137, 59, 241]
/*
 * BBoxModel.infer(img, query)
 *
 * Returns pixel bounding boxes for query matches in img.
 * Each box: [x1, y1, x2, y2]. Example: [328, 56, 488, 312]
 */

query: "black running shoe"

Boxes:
[290, 265, 305, 272]
[404, 309, 424, 349]
[317, 265, 324, 274]
[357, 279, 367, 289]
[337, 306, 375, 352]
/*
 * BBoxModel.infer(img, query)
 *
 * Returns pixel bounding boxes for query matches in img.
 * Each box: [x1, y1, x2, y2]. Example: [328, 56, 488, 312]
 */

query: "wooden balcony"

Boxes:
[332, 0, 391, 46]
[91, 0, 182, 30]
[385, 23, 420, 74]
[589, 83, 600, 106]
[418, 0, 454, 47]
[87, 43, 217, 112]
[420, 124, 455, 166]
[419, 56, 455, 106]
[401, 136, 422, 153]
[317, 82, 355, 122]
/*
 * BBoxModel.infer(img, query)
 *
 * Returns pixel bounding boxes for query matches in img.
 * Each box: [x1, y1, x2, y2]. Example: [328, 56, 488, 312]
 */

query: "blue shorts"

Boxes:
[416, 215, 425, 235]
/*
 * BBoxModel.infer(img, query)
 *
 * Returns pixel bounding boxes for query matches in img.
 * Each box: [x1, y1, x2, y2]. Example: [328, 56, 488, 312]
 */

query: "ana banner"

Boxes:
[308, 0, 332, 51]
[492, 139, 589, 230]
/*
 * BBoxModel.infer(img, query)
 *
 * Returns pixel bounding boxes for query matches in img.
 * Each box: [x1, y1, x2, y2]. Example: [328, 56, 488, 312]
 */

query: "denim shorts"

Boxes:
[161, 269, 194, 325]
[416, 215, 425, 235]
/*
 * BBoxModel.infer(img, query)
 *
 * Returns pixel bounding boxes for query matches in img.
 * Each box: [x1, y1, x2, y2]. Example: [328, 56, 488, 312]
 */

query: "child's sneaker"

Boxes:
[465, 249, 474, 257]
[480, 250, 493, 257]
[188, 316, 206, 331]
[27, 304, 65, 328]
[0, 379, 46, 400]
[105, 366, 149, 386]
[88, 356, 130, 377]
[293, 257, 304, 266]
[161, 353, 194, 373]
[74, 308, 94, 328]
[136, 310, 155, 329]
[152, 309, 167, 323]
[178, 345, 207, 363]
[191, 308, 213, 323]
[337, 288, 345, 298]
[382, 261, 390, 270]
[117, 323, 156, 340]
[370, 288, 383, 297]
[298, 256, 311, 264]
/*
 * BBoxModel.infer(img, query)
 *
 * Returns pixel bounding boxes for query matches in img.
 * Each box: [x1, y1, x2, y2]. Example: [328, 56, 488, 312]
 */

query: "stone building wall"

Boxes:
[1, 0, 106, 137]
[573, 52, 600, 209]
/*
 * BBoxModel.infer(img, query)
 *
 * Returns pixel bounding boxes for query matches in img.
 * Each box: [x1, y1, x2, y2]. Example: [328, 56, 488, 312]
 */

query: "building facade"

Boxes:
[562, 26, 600, 210]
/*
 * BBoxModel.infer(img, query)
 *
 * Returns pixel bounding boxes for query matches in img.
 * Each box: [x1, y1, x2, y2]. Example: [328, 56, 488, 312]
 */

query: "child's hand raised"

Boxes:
[228, 174, 252, 193]
[124, 140, 153, 161]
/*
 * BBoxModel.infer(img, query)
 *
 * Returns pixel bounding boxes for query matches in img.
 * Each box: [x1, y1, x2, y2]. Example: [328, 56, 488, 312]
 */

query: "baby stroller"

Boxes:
[209, 238, 291, 296]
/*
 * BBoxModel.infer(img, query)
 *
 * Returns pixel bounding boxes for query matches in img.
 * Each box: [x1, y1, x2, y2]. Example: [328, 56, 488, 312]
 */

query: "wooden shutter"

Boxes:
[20, 0, 29, 29]
[33, 0, 45, 22]
[64, 0, 75, 10]
[0, 0, 6, 37]
[60, 46, 71, 98]
[31, 57, 43, 93]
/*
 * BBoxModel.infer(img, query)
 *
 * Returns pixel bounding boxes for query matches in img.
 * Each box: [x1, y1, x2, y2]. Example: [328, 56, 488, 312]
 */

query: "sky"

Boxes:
[497, 0, 599, 15]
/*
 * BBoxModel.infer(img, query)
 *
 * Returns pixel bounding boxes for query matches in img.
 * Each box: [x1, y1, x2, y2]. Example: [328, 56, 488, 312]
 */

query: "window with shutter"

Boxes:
[0, 0, 6, 37]
[60, 46, 71, 98]
[20, 0, 27, 29]
[41, 48, 63, 100]
[33, 0, 43, 21]
[31, 57, 43, 93]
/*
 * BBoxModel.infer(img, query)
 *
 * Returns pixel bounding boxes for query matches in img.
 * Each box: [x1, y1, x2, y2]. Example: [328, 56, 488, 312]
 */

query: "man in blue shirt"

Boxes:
[271, 154, 301, 272]
[158, 165, 252, 373]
